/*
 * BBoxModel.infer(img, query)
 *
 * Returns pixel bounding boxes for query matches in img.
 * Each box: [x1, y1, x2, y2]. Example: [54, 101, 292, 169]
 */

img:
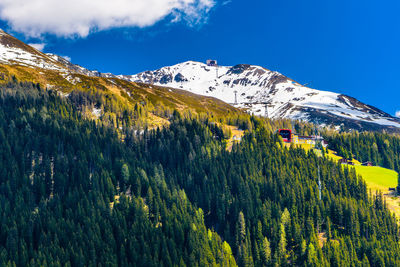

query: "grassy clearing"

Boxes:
[147, 113, 170, 129]
[324, 149, 399, 218]
[286, 143, 400, 218]
[109, 195, 121, 209]
[226, 126, 244, 152]
[353, 165, 400, 218]
[325, 149, 361, 164]
[353, 166, 397, 192]
[326, 149, 342, 161]
[324, 148, 398, 217]
[318, 232, 327, 248]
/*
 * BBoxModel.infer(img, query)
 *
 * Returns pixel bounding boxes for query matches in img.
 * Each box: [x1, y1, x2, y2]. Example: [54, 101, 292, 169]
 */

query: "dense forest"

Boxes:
[0, 81, 236, 266]
[0, 80, 399, 266]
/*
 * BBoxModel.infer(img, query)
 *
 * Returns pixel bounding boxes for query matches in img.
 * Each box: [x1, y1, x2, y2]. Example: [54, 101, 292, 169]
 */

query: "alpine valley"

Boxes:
[1, 28, 400, 267]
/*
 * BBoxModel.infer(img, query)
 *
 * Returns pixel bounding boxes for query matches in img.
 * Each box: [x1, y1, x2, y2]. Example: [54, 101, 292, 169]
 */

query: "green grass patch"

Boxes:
[353, 165, 400, 218]
[225, 125, 244, 152]
[353, 165, 398, 192]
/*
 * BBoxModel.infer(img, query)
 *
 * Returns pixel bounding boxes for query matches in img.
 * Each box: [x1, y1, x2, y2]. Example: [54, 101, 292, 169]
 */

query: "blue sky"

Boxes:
[1, 0, 399, 116]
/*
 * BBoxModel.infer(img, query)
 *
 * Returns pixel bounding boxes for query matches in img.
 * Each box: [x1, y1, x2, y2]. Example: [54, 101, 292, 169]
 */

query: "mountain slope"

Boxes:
[0, 29, 398, 131]
[0, 30, 66, 71]
[1, 31, 400, 267]
[0, 31, 240, 128]
[127, 61, 400, 131]
[0, 81, 239, 266]
[2, 80, 400, 266]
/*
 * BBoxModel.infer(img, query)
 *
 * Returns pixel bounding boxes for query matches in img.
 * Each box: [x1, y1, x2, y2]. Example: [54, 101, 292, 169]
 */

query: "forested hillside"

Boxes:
[0, 80, 399, 266]
[142, 119, 399, 266]
[326, 132, 400, 170]
[325, 132, 400, 189]
[0, 81, 236, 266]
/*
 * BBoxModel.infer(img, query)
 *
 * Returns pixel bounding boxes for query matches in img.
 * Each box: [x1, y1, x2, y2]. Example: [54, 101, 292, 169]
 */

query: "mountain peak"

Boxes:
[128, 61, 400, 131]
[0, 31, 104, 76]
[0, 30, 398, 131]
[0, 30, 67, 71]
[0, 29, 32, 50]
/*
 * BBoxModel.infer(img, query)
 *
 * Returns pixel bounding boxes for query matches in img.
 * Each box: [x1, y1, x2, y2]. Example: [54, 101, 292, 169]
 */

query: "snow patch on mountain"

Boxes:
[128, 61, 400, 129]
[0, 42, 62, 71]
[0, 30, 65, 71]
[0, 28, 398, 130]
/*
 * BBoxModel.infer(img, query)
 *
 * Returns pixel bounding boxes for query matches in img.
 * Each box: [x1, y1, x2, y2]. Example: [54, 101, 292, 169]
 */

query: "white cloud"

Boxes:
[395, 110, 400, 118]
[0, 0, 215, 38]
[28, 43, 46, 51]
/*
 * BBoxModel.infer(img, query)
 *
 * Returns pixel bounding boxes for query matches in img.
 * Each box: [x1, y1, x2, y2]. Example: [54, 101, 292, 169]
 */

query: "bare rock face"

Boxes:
[174, 73, 187, 82]
[227, 64, 251, 75]
[159, 74, 173, 84]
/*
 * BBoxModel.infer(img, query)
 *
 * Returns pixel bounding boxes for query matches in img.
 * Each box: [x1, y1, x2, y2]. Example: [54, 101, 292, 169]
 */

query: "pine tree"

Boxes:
[262, 237, 271, 264]
[278, 223, 287, 262]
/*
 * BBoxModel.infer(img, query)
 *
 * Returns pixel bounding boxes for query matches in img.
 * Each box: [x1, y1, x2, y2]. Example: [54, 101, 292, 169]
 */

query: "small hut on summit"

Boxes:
[206, 59, 218, 66]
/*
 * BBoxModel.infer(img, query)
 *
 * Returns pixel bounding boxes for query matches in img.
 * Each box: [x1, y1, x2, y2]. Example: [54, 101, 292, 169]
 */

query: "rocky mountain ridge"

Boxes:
[127, 61, 400, 131]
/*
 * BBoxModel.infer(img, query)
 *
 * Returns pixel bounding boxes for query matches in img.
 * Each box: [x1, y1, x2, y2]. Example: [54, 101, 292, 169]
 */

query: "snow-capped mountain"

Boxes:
[0, 29, 66, 71]
[126, 61, 400, 130]
[0, 28, 398, 131]
[0, 29, 106, 78]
